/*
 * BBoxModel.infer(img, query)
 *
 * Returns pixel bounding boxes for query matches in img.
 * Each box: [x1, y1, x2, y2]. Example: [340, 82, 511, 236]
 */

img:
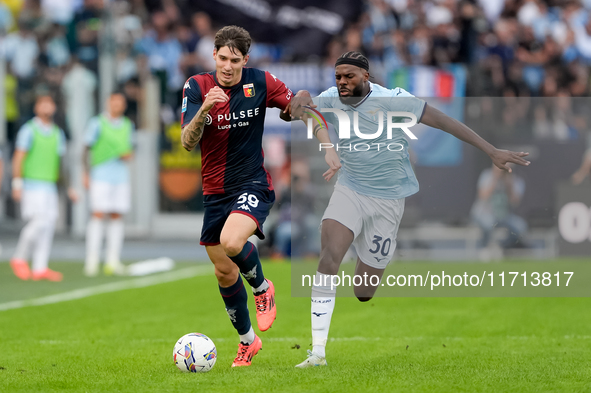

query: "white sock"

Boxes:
[239, 326, 255, 345]
[253, 279, 269, 294]
[13, 218, 42, 261]
[106, 218, 124, 266]
[31, 219, 55, 273]
[311, 271, 337, 358]
[85, 217, 104, 270]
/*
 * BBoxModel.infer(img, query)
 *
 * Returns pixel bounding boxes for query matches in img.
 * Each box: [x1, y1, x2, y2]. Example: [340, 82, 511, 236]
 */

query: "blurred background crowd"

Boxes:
[1, 0, 591, 261]
[4, 0, 591, 134]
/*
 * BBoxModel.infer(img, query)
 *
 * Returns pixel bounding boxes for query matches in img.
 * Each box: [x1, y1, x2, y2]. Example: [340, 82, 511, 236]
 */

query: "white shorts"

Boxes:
[22, 188, 59, 221]
[322, 183, 405, 269]
[90, 181, 131, 214]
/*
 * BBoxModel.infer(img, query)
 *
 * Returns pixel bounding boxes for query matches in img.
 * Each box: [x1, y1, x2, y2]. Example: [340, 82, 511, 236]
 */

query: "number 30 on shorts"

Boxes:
[237, 193, 259, 208]
[369, 235, 391, 256]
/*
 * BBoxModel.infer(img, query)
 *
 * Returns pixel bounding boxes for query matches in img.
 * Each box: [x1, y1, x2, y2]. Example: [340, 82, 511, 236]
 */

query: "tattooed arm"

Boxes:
[181, 106, 209, 151]
[181, 86, 228, 152]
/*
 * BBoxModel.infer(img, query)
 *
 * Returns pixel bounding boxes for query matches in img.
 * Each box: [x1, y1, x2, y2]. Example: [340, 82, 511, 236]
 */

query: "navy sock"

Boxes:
[228, 241, 265, 289]
[219, 276, 251, 335]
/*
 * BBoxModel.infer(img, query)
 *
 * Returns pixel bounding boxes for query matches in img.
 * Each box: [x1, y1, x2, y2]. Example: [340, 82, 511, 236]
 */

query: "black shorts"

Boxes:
[200, 188, 276, 246]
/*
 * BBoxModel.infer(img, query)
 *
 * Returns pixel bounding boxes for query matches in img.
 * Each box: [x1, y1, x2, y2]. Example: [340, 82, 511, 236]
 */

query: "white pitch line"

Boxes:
[0, 265, 213, 312]
[35, 335, 591, 346]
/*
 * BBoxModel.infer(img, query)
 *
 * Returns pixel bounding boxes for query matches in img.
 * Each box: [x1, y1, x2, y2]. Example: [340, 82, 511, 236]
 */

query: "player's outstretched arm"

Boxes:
[283, 90, 340, 180]
[181, 86, 228, 151]
[420, 104, 530, 172]
[309, 116, 341, 181]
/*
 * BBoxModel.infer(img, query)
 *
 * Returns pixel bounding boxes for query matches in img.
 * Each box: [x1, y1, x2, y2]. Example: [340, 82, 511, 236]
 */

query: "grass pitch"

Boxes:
[0, 261, 590, 392]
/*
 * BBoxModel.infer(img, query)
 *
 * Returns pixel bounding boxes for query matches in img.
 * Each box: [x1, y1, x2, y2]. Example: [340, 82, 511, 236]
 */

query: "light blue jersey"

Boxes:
[85, 115, 135, 184]
[314, 82, 426, 200]
[15, 117, 67, 192]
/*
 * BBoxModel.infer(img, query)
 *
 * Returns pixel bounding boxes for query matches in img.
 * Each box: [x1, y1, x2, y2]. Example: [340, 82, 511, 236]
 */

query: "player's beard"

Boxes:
[338, 83, 365, 106]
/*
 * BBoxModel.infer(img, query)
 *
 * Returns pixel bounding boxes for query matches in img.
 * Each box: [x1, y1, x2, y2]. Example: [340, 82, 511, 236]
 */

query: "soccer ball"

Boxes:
[173, 333, 217, 373]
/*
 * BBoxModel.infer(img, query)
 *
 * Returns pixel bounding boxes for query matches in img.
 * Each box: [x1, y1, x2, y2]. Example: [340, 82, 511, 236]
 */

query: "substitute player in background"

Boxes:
[10, 94, 77, 281]
[292, 52, 531, 368]
[83, 92, 134, 277]
[181, 25, 299, 367]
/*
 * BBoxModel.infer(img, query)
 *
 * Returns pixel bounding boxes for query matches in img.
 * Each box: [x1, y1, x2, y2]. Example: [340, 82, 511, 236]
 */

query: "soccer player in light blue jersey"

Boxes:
[293, 52, 531, 368]
[83, 92, 134, 277]
[10, 94, 78, 282]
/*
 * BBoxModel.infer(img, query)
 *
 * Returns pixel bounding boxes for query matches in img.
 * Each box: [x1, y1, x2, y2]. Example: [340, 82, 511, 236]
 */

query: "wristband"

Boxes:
[12, 177, 23, 190]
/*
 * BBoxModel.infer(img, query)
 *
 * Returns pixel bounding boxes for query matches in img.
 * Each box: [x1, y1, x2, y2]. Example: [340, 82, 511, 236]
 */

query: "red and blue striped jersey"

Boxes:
[181, 68, 292, 195]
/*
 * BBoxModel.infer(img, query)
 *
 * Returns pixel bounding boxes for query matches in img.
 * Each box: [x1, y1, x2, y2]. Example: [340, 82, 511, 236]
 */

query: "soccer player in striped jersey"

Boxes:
[83, 92, 134, 277]
[293, 52, 530, 368]
[180, 25, 303, 367]
[10, 94, 77, 281]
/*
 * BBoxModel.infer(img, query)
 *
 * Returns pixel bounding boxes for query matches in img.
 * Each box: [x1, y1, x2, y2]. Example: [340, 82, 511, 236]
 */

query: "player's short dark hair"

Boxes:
[110, 90, 126, 98]
[214, 25, 251, 57]
[35, 93, 55, 103]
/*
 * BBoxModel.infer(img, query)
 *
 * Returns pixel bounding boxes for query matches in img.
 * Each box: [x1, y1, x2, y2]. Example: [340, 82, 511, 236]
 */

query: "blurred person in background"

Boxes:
[270, 158, 319, 259]
[19, 0, 50, 32]
[10, 94, 77, 282]
[0, 2, 14, 34]
[67, 0, 104, 73]
[135, 10, 183, 106]
[41, 0, 76, 25]
[176, 20, 200, 77]
[4, 68, 20, 146]
[193, 12, 216, 72]
[83, 92, 134, 277]
[572, 142, 591, 185]
[471, 163, 528, 250]
[2, 18, 40, 123]
[61, 56, 98, 137]
[42, 23, 71, 69]
[269, 153, 292, 259]
[122, 77, 141, 126]
[289, 159, 320, 258]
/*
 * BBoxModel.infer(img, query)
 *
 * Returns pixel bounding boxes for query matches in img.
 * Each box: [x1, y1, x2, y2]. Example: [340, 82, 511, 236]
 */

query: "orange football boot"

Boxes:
[31, 268, 63, 282]
[254, 279, 276, 331]
[10, 259, 30, 280]
[231, 335, 262, 367]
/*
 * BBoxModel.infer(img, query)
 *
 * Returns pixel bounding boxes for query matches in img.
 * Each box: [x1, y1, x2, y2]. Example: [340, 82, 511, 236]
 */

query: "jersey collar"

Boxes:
[101, 112, 124, 124]
[33, 117, 55, 131]
[213, 69, 245, 89]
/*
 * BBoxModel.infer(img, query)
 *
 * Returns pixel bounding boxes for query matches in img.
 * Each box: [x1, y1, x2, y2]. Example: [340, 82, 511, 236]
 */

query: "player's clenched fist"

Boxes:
[202, 86, 229, 112]
[284, 90, 314, 120]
